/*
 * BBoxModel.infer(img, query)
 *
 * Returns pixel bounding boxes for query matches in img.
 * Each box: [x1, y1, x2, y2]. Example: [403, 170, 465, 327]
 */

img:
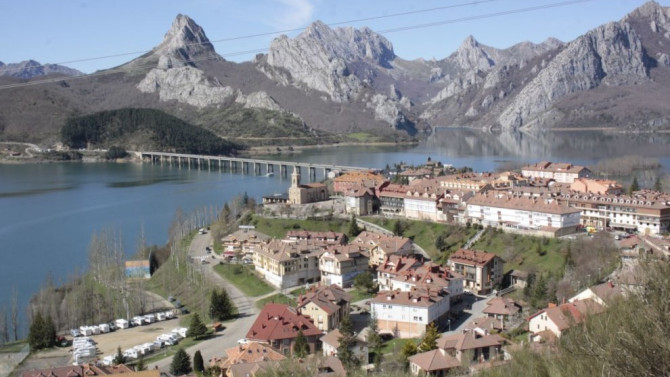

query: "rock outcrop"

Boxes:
[235, 91, 283, 112]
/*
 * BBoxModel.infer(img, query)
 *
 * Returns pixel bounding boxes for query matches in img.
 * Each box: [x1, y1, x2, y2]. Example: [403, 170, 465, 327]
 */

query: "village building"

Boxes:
[527, 299, 604, 341]
[381, 261, 464, 303]
[288, 167, 328, 205]
[570, 178, 623, 195]
[21, 364, 136, 377]
[227, 356, 345, 377]
[343, 184, 377, 215]
[569, 281, 622, 306]
[558, 189, 670, 235]
[447, 249, 504, 295]
[376, 255, 425, 290]
[371, 287, 450, 338]
[285, 231, 346, 246]
[253, 239, 323, 288]
[509, 270, 530, 288]
[378, 183, 409, 216]
[297, 284, 351, 332]
[403, 180, 445, 222]
[482, 297, 522, 324]
[319, 244, 369, 288]
[246, 303, 323, 355]
[320, 328, 369, 362]
[333, 171, 387, 195]
[221, 228, 271, 256]
[465, 192, 582, 237]
[351, 231, 414, 267]
[399, 167, 435, 182]
[521, 161, 592, 184]
[210, 342, 286, 377]
[465, 316, 504, 332]
[439, 190, 474, 223]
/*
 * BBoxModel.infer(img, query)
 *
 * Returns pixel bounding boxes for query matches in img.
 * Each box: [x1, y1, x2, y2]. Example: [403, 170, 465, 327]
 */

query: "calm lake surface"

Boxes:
[1, 129, 669, 332]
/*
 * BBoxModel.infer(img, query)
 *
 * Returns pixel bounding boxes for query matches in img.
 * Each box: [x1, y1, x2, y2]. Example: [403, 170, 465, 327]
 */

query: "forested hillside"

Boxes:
[61, 108, 243, 155]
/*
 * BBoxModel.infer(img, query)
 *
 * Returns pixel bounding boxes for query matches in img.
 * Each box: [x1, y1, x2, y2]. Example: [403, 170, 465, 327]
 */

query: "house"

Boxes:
[509, 270, 529, 288]
[246, 303, 323, 356]
[253, 239, 323, 288]
[521, 161, 591, 184]
[319, 244, 369, 288]
[378, 183, 409, 216]
[570, 178, 623, 195]
[371, 287, 450, 338]
[465, 192, 582, 237]
[286, 231, 346, 246]
[21, 364, 136, 377]
[481, 297, 522, 324]
[320, 328, 368, 362]
[297, 284, 351, 332]
[403, 180, 444, 222]
[447, 249, 504, 295]
[408, 329, 505, 376]
[527, 299, 604, 340]
[382, 261, 464, 303]
[569, 282, 622, 306]
[333, 171, 387, 195]
[465, 316, 504, 332]
[343, 184, 377, 215]
[351, 231, 414, 267]
[221, 228, 270, 255]
[376, 255, 425, 291]
[210, 342, 286, 377]
[288, 167, 328, 205]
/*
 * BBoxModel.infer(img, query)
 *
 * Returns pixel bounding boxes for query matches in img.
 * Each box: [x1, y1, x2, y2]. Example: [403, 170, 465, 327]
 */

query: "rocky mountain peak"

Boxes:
[449, 35, 494, 71]
[152, 14, 219, 68]
[542, 37, 564, 49]
[0, 59, 82, 79]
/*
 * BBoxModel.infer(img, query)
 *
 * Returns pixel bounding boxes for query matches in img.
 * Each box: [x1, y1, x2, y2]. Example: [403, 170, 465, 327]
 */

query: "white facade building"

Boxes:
[371, 288, 450, 338]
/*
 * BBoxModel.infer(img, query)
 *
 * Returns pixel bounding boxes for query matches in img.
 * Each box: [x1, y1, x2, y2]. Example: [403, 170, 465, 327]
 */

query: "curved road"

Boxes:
[149, 232, 260, 371]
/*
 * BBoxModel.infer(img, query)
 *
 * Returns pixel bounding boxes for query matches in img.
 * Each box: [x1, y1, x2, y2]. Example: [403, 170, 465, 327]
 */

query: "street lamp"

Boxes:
[448, 319, 451, 332]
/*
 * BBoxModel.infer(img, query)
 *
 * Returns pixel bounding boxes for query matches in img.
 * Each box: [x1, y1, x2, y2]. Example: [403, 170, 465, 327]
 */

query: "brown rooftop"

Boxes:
[449, 249, 499, 267]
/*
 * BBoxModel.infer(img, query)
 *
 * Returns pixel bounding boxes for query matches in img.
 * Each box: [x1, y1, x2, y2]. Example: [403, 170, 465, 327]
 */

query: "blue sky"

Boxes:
[1, 0, 667, 73]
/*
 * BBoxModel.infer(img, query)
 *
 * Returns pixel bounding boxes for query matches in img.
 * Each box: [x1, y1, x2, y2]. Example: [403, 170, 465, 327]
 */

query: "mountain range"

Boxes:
[1, 1, 669, 146]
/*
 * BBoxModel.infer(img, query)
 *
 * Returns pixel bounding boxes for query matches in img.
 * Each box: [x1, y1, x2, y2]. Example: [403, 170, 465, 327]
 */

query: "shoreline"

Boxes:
[243, 140, 419, 156]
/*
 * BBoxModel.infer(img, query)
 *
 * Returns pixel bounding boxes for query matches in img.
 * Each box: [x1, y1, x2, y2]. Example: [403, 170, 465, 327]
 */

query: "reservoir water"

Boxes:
[1, 129, 669, 333]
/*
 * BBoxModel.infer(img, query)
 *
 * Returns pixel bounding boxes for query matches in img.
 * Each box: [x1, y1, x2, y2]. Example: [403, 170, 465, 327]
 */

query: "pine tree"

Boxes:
[170, 348, 192, 376]
[42, 315, 56, 348]
[193, 350, 204, 373]
[653, 176, 663, 192]
[367, 313, 384, 369]
[210, 289, 234, 321]
[629, 176, 640, 194]
[401, 341, 418, 369]
[293, 329, 309, 358]
[337, 312, 359, 370]
[28, 312, 46, 350]
[348, 215, 362, 237]
[418, 322, 439, 352]
[136, 353, 146, 371]
[187, 313, 208, 339]
[393, 221, 403, 236]
[113, 346, 126, 365]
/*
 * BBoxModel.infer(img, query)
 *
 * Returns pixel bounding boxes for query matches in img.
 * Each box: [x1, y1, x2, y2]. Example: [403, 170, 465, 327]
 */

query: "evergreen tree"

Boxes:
[418, 322, 439, 352]
[348, 215, 362, 237]
[42, 315, 56, 348]
[293, 329, 310, 358]
[28, 312, 46, 350]
[170, 348, 192, 376]
[193, 350, 204, 373]
[393, 221, 403, 236]
[367, 313, 384, 369]
[136, 353, 146, 371]
[353, 271, 375, 293]
[629, 176, 640, 194]
[113, 346, 126, 365]
[401, 341, 418, 369]
[654, 176, 663, 192]
[337, 312, 359, 370]
[531, 274, 548, 309]
[187, 313, 208, 339]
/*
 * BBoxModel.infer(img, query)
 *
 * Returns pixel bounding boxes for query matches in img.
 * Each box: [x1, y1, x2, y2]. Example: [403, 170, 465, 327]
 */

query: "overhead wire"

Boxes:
[0, 0, 593, 91]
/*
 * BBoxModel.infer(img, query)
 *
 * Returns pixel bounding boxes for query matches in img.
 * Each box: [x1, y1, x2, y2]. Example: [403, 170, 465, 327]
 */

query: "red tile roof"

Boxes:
[246, 303, 322, 341]
[448, 249, 499, 267]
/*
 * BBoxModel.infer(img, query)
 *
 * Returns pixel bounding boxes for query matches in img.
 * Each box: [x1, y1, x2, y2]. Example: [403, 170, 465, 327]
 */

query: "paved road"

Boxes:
[463, 228, 486, 249]
[446, 293, 493, 334]
[149, 232, 260, 371]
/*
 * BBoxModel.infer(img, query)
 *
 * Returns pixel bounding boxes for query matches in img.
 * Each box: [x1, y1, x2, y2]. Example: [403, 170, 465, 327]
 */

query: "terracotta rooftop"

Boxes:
[372, 287, 448, 308]
[437, 329, 505, 352]
[409, 348, 461, 372]
[222, 229, 271, 244]
[522, 161, 589, 174]
[377, 255, 424, 276]
[246, 303, 322, 341]
[215, 342, 286, 371]
[352, 231, 413, 255]
[528, 299, 604, 332]
[558, 189, 670, 210]
[320, 244, 368, 263]
[254, 239, 325, 262]
[465, 316, 504, 331]
[448, 249, 500, 267]
[298, 284, 351, 315]
[21, 365, 135, 377]
[482, 297, 521, 317]
[468, 192, 581, 215]
[286, 230, 346, 245]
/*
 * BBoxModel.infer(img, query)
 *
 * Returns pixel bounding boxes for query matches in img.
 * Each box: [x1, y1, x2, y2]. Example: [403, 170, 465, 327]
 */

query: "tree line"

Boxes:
[60, 108, 244, 155]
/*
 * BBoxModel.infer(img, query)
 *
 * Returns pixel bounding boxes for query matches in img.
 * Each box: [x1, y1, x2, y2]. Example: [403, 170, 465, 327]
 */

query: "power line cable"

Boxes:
[0, 0, 594, 91]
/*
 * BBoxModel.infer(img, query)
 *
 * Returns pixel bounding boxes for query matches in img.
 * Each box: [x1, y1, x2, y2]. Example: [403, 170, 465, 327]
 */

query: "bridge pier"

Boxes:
[254, 162, 261, 175]
[309, 167, 316, 180]
[280, 165, 288, 177]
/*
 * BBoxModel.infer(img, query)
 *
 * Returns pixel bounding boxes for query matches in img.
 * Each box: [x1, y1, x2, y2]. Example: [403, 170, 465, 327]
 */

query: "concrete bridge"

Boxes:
[137, 151, 372, 178]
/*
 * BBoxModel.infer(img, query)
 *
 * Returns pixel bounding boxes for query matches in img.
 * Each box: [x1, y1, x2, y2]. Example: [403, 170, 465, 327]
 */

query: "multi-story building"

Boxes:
[558, 189, 670, 235]
[371, 287, 450, 338]
[447, 249, 504, 295]
[465, 192, 582, 237]
[377, 255, 426, 291]
[351, 231, 414, 267]
[521, 161, 591, 184]
[343, 185, 377, 215]
[333, 171, 387, 195]
[288, 167, 328, 205]
[527, 299, 604, 340]
[379, 184, 409, 216]
[319, 244, 369, 288]
[285, 231, 346, 246]
[570, 178, 623, 195]
[380, 261, 464, 303]
[297, 285, 351, 332]
[403, 180, 444, 222]
[221, 228, 270, 255]
[253, 239, 323, 288]
[246, 303, 323, 355]
[210, 342, 286, 377]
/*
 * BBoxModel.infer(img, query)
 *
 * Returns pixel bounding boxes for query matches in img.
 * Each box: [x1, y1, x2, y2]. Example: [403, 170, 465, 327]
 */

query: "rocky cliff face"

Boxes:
[0, 60, 82, 79]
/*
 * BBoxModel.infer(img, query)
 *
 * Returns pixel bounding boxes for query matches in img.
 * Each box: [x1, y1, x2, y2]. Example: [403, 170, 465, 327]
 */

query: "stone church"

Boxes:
[288, 167, 328, 204]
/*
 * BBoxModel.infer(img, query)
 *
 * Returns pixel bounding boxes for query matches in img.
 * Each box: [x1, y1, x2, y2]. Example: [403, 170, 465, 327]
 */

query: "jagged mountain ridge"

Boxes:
[0, 60, 82, 79]
[1, 1, 669, 145]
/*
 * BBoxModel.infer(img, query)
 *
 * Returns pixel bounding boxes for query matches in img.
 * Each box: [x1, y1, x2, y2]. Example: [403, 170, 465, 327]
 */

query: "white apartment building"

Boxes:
[253, 239, 323, 288]
[521, 161, 591, 184]
[371, 288, 450, 338]
[319, 245, 369, 288]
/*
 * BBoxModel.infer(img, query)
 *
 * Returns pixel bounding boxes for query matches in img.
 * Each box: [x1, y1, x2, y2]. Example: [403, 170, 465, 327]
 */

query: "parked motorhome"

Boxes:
[79, 326, 93, 336]
[123, 348, 139, 360]
[164, 311, 175, 319]
[115, 319, 129, 329]
[156, 312, 166, 321]
[98, 323, 110, 333]
[172, 327, 188, 338]
[131, 316, 144, 326]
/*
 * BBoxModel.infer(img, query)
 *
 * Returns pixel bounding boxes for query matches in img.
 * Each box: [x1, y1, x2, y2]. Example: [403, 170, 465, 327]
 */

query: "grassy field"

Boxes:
[213, 264, 274, 297]
[255, 293, 296, 310]
[345, 133, 389, 143]
[471, 228, 569, 276]
[361, 217, 478, 262]
[348, 288, 375, 303]
[381, 338, 418, 354]
[251, 216, 350, 239]
[0, 340, 27, 353]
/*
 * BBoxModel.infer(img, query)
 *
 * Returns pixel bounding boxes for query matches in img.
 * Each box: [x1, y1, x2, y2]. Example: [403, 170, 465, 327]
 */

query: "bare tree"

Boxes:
[10, 286, 18, 341]
[0, 306, 7, 344]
